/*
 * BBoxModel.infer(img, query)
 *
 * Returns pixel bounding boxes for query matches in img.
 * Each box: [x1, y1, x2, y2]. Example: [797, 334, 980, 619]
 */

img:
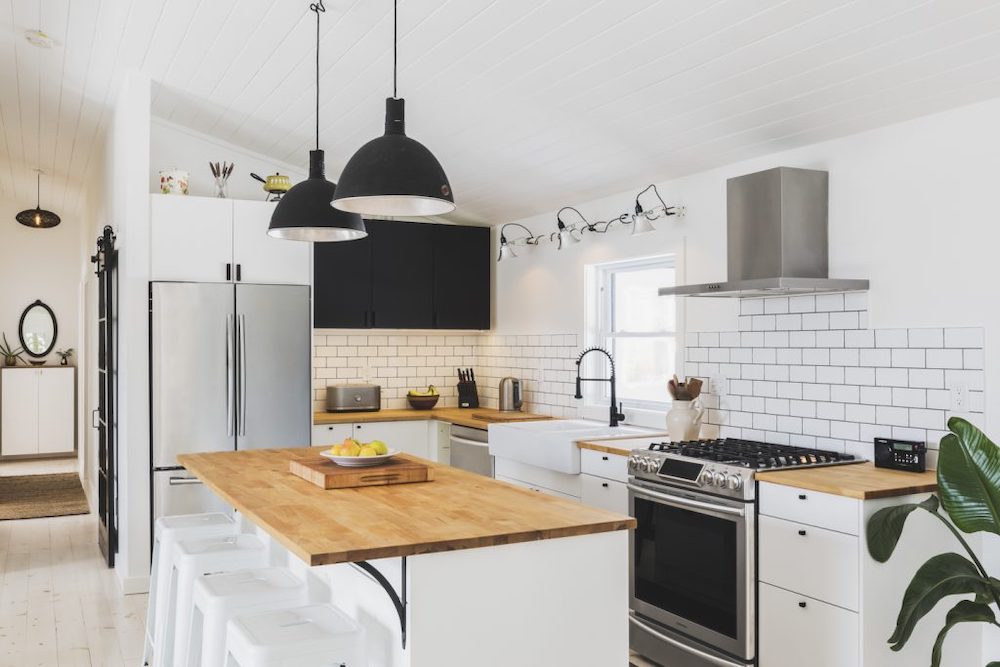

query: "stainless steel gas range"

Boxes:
[627, 438, 860, 667]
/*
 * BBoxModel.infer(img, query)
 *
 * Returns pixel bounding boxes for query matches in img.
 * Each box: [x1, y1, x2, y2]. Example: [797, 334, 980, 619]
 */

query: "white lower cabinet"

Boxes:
[352, 420, 430, 459]
[1, 367, 75, 457]
[495, 474, 579, 500]
[758, 583, 858, 667]
[580, 449, 629, 513]
[311, 423, 353, 447]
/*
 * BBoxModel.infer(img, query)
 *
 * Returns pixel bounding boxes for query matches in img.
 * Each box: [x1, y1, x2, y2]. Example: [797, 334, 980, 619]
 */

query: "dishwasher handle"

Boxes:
[449, 434, 489, 448]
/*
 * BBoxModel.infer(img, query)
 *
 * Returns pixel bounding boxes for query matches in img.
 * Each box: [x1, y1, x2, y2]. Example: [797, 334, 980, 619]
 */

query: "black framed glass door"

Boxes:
[92, 226, 118, 567]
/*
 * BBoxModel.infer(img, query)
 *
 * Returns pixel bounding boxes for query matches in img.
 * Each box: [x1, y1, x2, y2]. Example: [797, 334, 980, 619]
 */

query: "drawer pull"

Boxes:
[602, 482, 609, 488]
[798, 529, 807, 536]
[602, 456, 609, 461]
[798, 494, 807, 500]
[798, 601, 807, 608]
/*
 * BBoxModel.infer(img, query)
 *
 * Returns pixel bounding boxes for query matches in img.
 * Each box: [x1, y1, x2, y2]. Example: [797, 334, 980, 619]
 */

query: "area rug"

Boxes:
[0, 473, 89, 520]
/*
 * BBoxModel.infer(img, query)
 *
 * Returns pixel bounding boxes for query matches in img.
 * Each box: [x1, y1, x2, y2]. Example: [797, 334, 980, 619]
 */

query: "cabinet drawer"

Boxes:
[759, 515, 859, 610]
[759, 583, 858, 667]
[496, 475, 579, 501]
[311, 423, 353, 446]
[759, 482, 859, 535]
[580, 475, 628, 514]
[580, 448, 628, 483]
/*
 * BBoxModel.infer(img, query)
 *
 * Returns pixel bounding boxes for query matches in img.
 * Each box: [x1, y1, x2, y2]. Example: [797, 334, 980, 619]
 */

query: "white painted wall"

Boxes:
[496, 95, 1000, 662]
[149, 117, 306, 201]
[0, 198, 82, 368]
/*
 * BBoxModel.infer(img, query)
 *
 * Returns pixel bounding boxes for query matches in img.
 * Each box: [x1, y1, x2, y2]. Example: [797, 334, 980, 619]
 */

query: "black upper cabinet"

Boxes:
[432, 224, 490, 329]
[313, 231, 373, 328]
[313, 220, 491, 330]
[370, 220, 435, 329]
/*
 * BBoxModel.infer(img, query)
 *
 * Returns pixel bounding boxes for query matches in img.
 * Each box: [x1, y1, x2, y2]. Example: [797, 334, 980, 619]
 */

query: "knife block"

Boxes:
[457, 381, 480, 408]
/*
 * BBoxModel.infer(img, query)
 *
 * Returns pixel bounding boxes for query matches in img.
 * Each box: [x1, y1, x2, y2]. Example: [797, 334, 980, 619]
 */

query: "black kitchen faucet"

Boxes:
[574, 346, 626, 427]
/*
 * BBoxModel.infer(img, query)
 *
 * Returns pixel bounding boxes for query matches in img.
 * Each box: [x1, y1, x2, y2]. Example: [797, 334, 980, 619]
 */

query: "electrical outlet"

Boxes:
[951, 383, 969, 412]
[711, 374, 728, 396]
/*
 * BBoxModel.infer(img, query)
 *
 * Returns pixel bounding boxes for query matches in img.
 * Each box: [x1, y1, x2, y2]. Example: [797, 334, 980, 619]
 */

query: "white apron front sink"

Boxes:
[487, 419, 653, 474]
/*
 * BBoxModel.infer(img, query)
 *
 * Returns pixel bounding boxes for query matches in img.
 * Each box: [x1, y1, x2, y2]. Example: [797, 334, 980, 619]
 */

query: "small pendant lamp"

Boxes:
[268, 1, 366, 242]
[331, 0, 454, 217]
[16, 170, 60, 229]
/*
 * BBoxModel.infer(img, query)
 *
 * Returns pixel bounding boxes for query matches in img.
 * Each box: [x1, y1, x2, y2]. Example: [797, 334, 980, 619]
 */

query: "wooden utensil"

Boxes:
[290, 454, 434, 490]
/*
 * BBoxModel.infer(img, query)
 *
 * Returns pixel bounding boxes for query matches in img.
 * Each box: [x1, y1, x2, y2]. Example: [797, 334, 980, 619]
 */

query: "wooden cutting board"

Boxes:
[290, 455, 434, 490]
[471, 412, 551, 423]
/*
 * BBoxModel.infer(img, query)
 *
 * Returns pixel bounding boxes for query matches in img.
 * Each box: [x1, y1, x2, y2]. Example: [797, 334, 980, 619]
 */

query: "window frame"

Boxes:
[586, 254, 681, 413]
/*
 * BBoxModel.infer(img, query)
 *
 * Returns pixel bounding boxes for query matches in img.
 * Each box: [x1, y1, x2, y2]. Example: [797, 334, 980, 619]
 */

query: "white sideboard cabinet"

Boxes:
[1, 366, 75, 457]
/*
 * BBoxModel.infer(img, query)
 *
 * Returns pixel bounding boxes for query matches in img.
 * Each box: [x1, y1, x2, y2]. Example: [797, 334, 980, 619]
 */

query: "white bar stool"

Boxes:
[223, 604, 367, 666]
[168, 534, 268, 667]
[187, 567, 308, 667]
[144, 512, 237, 666]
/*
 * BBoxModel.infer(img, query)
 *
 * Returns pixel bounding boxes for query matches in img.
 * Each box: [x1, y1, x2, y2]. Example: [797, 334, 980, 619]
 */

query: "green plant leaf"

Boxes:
[930, 600, 996, 667]
[938, 417, 1000, 535]
[867, 495, 939, 563]
[888, 552, 993, 650]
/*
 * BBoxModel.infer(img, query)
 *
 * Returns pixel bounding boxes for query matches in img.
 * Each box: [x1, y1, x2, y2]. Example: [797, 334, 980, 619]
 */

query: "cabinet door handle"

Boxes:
[602, 456, 609, 461]
[226, 263, 232, 281]
[601, 482, 609, 488]
[370, 310, 376, 327]
[236, 264, 242, 282]
[798, 529, 807, 536]
[798, 601, 807, 608]
[798, 494, 807, 500]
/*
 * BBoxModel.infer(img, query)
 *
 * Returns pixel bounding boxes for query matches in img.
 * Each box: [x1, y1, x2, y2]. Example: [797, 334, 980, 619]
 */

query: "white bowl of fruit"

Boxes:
[321, 437, 399, 467]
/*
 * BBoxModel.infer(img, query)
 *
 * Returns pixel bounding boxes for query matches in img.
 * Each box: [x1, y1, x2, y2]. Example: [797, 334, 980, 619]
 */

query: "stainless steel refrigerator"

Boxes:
[150, 282, 311, 520]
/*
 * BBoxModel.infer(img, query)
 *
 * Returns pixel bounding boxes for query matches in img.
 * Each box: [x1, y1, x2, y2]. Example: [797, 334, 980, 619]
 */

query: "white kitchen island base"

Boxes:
[276, 530, 629, 667]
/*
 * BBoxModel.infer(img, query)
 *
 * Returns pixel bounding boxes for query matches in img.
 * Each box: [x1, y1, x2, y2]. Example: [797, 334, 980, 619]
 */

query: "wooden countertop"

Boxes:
[314, 406, 553, 430]
[177, 448, 635, 566]
[756, 462, 938, 500]
[578, 441, 635, 457]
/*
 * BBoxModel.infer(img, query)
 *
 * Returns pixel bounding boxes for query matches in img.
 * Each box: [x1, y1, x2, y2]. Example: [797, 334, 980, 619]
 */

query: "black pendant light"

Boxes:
[16, 170, 60, 229]
[268, 1, 366, 242]
[331, 0, 454, 217]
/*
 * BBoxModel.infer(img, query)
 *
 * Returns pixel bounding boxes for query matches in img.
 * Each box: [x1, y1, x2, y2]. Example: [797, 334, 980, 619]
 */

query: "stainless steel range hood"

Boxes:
[659, 167, 868, 298]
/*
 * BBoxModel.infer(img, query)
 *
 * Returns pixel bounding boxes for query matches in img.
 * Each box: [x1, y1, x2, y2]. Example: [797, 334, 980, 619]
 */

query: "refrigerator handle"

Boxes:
[238, 313, 247, 437]
[227, 314, 235, 437]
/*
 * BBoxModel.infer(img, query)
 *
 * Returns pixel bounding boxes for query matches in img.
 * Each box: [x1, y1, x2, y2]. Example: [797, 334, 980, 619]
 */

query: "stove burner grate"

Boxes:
[647, 438, 855, 470]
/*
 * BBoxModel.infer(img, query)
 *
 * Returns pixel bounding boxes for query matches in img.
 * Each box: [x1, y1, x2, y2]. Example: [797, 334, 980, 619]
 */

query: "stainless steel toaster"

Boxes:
[325, 384, 381, 412]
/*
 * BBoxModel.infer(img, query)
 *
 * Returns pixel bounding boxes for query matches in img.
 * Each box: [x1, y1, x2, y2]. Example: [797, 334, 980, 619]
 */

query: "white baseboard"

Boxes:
[117, 572, 150, 596]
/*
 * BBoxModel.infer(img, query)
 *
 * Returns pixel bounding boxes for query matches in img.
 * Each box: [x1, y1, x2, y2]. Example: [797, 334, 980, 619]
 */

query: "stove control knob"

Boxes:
[698, 469, 714, 486]
[628, 455, 640, 471]
[712, 471, 728, 487]
[726, 474, 744, 491]
[643, 458, 659, 473]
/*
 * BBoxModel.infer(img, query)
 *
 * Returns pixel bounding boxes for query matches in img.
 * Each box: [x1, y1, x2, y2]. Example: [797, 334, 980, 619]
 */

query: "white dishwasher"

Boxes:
[449, 424, 493, 477]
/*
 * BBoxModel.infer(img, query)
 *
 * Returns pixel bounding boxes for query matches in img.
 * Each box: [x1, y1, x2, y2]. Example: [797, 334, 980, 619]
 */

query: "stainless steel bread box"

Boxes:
[325, 384, 381, 412]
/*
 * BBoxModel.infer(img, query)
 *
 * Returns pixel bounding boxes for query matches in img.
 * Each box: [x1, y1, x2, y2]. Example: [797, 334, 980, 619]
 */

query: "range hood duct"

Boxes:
[659, 167, 868, 298]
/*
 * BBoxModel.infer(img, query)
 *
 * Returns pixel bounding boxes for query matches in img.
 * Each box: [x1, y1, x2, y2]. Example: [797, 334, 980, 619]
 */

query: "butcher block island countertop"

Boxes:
[314, 406, 553, 429]
[176, 447, 635, 566]
[756, 461, 938, 499]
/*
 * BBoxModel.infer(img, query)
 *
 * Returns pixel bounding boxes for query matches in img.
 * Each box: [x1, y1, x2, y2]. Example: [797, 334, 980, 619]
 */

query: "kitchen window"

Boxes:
[589, 256, 677, 410]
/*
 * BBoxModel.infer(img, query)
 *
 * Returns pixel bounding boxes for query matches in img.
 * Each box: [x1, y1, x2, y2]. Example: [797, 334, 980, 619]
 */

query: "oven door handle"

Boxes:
[629, 615, 748, 667]
[627, 483, 746, 517]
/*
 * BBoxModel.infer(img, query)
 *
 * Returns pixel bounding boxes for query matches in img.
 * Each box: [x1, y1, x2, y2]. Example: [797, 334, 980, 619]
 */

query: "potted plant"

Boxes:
[0, 334, 23, 366]
[55, 348, 74, 366]
[866, 416, 1000, 667]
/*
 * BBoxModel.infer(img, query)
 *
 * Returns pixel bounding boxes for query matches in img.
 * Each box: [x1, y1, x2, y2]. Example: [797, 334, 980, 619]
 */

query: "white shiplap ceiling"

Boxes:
[4, 0, 1000, 223]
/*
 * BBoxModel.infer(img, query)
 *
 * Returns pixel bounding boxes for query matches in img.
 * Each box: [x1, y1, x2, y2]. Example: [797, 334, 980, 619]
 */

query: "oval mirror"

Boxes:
[19, 300, 57, 358]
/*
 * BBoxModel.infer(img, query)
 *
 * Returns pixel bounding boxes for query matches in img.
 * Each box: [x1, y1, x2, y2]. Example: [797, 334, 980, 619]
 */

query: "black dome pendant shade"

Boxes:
[267, 0, 365, 242]
[331, 0, 454, 217]
[267, 149, 366, 241]
[16, 170, 60, 229]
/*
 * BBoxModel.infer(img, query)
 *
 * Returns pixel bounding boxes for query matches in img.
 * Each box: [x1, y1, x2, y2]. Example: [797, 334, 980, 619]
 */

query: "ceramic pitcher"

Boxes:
[666, 400, 704, 441]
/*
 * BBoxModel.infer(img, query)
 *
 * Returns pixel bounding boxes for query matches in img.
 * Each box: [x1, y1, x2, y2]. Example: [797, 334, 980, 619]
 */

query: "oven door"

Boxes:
[629, 479, 754, 661]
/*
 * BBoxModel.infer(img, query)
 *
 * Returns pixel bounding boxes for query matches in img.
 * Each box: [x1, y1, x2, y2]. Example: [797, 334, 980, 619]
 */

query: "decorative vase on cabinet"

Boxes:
[666, 400, 703, 442]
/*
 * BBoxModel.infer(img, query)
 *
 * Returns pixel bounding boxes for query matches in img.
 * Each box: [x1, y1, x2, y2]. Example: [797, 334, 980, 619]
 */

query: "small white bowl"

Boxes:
[319, 449, 400, 467]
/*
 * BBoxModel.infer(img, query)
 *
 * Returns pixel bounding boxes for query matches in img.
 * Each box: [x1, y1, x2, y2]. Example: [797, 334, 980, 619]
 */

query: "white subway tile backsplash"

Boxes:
[815, 294, 844, 312]
[695, 306, 985, 457]
[700, 332, 720, 347]
[945, 327, 984, 348]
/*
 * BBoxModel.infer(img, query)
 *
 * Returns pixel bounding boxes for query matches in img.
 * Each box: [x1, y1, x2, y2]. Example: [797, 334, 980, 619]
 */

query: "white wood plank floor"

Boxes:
[0, 512, 147, 667]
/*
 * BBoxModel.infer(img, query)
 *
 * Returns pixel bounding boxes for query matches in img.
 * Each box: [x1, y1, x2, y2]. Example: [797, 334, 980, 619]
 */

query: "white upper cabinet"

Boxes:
[232, 200, 311, 286]
[151, 195, 234, 282]
[150, 195, 311, 285]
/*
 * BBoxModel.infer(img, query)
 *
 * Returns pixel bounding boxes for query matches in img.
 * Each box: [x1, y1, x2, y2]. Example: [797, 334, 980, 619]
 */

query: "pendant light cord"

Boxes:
[393, 0, 397, 99]
[310, 1, 325, 151]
